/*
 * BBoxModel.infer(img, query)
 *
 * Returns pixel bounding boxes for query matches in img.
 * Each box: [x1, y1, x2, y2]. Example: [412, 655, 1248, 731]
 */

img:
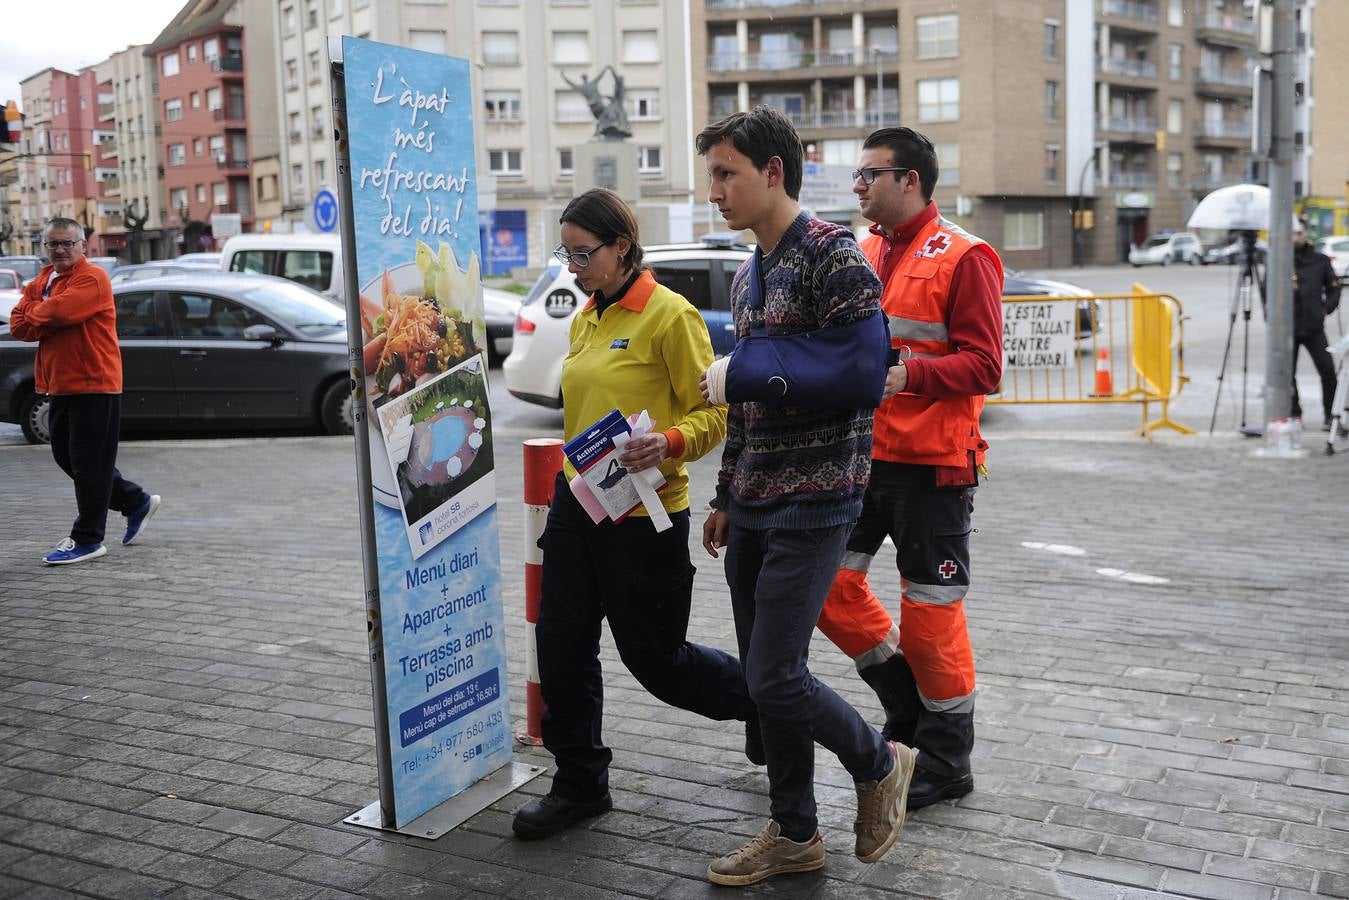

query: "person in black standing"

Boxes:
[1290, 220, 1341, 429]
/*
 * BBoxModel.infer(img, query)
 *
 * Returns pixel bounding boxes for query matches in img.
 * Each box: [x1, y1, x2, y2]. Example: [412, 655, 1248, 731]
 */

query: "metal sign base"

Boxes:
[345, 761, 545, 840]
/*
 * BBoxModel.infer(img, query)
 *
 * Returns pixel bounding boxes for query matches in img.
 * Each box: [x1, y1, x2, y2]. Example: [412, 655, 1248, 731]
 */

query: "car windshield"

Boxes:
[1143, 236, 1170, 248]
[241, 281, 346, 335]
[0, 258, 42, 280]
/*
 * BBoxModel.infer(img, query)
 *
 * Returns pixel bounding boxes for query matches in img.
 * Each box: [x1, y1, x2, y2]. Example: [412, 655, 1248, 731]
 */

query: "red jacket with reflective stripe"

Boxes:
[861, 213, 1003, 467]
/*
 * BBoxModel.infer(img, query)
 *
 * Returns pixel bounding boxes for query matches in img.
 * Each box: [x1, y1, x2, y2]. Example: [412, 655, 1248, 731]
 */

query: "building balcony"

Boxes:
[1194, 65, 1251, 95]
[98, 101, 115, 121]
[1189, 172, 1238, 191]
[1104, 171, 1157, 188]
[1100, 0, 1159, 25]
[213, 106, 246, 123]
[1196, 11, 1255, 46]
[1097, 56, 1158, 80]
[1100, 116, 1159, 138]
[211, 55, 244, 74]
[99, 137, 118, 157]
[1194, 119, 1252, 142]
[706, 0, 895, 19]
[217, 155, 249, 170]
[102, 174, 121, 194]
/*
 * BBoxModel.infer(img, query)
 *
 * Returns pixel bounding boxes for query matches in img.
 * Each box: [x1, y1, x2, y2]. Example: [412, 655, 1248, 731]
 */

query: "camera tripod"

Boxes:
[1209, 231, 1266, 436]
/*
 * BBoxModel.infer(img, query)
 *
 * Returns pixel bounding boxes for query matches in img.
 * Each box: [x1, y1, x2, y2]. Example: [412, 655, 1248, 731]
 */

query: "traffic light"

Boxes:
[1, 100, 22, 148]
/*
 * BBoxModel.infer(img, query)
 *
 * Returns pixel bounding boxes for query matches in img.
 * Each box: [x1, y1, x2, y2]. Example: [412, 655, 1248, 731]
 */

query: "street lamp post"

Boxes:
[1074, 143, 1105, 268]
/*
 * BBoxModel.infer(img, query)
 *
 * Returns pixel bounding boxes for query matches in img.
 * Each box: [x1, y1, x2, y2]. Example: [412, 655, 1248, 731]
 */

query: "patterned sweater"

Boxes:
[716, 212, 883, 530]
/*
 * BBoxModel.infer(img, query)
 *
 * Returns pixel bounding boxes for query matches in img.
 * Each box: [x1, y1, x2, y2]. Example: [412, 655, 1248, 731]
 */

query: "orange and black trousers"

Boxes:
[817, 460, 978, 777]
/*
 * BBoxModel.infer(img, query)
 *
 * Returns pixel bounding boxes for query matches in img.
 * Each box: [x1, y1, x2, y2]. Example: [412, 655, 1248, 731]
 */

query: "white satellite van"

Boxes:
[219, 233, 344, 302]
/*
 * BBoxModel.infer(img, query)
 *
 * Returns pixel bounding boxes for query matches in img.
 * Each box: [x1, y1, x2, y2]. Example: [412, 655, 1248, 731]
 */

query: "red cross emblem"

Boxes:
[938, 559, 958, 579]
[917, 232, 952, 259]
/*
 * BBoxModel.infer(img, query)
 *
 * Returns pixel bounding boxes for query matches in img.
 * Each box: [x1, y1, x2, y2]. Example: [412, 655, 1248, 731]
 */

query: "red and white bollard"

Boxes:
[518, 438, 564, 746]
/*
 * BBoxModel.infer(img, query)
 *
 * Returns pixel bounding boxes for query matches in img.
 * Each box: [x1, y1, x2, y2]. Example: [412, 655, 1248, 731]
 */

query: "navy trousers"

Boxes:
[724, 521, 891, 841]
[536, 473, 753, 802]
[48, 394, 148, 546]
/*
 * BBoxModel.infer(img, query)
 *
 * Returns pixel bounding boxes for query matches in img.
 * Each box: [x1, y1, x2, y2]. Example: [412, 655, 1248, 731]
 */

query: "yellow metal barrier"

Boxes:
[989, 285, 1193, 435]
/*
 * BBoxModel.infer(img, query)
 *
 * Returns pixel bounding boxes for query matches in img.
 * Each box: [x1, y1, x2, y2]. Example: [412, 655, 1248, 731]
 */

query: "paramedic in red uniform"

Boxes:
[817, 127, 1003, 809]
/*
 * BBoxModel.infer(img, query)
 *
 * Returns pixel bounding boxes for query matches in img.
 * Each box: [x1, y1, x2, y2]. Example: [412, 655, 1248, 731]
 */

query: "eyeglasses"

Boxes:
[43, 239, 83, 250]
[553, 238, 613, 268]
[851, 166, 911, 186]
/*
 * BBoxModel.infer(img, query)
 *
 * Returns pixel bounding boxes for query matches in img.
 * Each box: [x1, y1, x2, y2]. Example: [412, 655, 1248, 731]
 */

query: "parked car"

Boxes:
[110, 262, 213, 284]
[1128, 232, 1203, 266]
[1314, 235, 1349, 280]
[1002, 268, 1101, 339]
[174, 252, 223, 268]
[503, 235, 751, 408]
[1202, 236, 1268, 266]
[482, 287, 522, 366]
[220, 233, 342, 302]
[0, 268, 23, 323]
[0, 256, 44, 286]
[0, 273, 353, 444]
[86, 256, 121, 275]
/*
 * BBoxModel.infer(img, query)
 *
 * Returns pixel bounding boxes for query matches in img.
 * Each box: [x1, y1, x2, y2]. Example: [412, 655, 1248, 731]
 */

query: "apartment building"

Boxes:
[147, 0, 280, 251]
[97, 47, 171, 261]
[691, 0, 1257, 268]
[1300, 0, 1347, 236]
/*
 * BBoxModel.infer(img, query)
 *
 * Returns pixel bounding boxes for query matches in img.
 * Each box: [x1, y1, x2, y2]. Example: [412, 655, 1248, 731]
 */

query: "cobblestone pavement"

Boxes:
[1, 423, 1346, 899]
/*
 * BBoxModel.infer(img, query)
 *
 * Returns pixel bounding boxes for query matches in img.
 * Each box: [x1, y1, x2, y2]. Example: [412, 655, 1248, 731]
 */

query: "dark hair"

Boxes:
[696, 105, 804, 200]
[862, 127, 939, 203]
[558, 188, 643, 270]
[44, 216, 83, 235]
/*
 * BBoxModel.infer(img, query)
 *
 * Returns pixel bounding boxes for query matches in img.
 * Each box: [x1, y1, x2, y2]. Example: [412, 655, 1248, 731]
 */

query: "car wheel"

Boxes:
[320, 379, 355, 435]
[19, 390, 51, 445]
[1161, 255, 1171, 266]
[1188, 253, 1200, 265]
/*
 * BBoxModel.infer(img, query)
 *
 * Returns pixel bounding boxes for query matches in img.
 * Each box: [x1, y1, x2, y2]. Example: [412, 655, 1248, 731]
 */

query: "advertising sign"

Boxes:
[800, 162, 859, 213]
[339, 36, 513, 829]
[1001, 301, 1078, 369]
[479, 209, 527, 275]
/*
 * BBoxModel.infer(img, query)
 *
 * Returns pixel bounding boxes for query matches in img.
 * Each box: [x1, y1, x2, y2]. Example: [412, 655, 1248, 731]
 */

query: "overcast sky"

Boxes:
[2, 0, 190, 110]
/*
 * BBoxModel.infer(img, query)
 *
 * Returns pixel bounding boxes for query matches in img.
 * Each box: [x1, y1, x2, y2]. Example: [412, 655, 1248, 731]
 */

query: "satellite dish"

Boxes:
[1187, 184, 1269, 231]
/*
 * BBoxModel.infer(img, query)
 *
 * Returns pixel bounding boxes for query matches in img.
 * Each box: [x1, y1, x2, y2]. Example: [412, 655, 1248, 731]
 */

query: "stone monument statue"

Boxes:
[562, 66, 631, 141]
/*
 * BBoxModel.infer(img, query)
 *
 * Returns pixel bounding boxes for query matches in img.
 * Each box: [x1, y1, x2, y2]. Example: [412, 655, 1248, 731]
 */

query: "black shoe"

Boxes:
[906, 769, 973, 810]
[745, 723, 765, 766]
[511, 792, 612, 840]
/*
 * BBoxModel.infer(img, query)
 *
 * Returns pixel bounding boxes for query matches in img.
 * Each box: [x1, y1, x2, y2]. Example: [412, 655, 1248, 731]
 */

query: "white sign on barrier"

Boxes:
[1001, 301, 1077, 369]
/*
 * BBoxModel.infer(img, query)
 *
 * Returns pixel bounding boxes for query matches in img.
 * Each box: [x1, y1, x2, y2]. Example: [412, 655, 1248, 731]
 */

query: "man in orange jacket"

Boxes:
[9, 218, 160, 565]
[817, 128, 1003, 809]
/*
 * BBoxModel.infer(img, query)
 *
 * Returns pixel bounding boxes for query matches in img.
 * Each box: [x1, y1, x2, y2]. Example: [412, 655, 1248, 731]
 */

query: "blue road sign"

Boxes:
[313, 188, 339, 233]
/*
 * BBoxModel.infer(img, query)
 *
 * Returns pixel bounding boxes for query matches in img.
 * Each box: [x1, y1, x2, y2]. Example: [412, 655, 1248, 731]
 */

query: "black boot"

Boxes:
[512, 792, 613, 839]
[859, 655, 921, 745]
[907, 708, 975, 810]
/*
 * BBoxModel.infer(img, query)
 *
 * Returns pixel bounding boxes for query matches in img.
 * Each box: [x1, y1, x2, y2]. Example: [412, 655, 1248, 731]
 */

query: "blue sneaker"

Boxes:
[122, 494, 161, 545]
[44, 538, 107, 565]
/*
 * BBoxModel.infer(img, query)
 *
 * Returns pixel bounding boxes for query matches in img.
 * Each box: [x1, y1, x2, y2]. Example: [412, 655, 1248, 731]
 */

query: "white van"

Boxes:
[219, 233, 344, 301]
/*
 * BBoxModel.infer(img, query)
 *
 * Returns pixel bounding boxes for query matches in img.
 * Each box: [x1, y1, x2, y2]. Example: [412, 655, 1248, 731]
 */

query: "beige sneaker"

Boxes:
[854, 740, 917, 863]
[706, 821, 826, 886]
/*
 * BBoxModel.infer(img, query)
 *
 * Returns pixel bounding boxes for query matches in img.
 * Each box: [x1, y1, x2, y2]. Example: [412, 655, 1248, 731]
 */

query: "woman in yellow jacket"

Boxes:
[511, 189, 754, 839]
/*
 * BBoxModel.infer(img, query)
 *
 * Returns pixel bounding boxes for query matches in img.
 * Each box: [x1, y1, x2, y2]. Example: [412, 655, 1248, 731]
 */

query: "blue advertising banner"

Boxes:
[479, 209, 527, 275]
[340, 36, 512, 829]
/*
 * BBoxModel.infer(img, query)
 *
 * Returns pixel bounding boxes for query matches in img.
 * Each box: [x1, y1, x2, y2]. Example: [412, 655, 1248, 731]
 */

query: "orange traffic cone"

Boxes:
[1092, 348, 1114, 397]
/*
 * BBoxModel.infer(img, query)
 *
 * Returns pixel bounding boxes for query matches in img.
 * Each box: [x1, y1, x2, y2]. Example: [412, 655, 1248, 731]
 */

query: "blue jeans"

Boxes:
[724, 521, 891, 841]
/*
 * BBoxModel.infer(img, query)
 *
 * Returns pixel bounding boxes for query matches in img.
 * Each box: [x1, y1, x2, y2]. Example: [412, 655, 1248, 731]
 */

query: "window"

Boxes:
[257, 173, 279, 201]
[315, 159, 327, 184]
[638, 145, 661, 174]
[204, 38, 219, 60]
[213, 182, 229, 207]
[162, 53, 180, 77]
[168, 144, 186, 166]
[409, 30, 446, 54]
[308, 50, 321, 82]
[170, 293, 264, 339]
[1168, 98, 1183, 134]
[936, 142, 959, 186]
[649, 260, 713, 310]
[292, 164, 305, 190]
[1167, 153, 1183, 189]
[190, 91, 201, 109]
[1044, 19, 1059, 60]
[165, 99, 183, 122]
[114, 293, 160, 338]
[556, 90, 592, 122]
[868, 24, 897, 54]
[558, 147, 573, 176]
[628, 90, 659, 120]
[484, 91, 522, 121]
[917, 78, 959, 122]
[488, 149, 523, 174]
[289, 112, 302, 141]
[331, 0, 343, 16]
[1004, 210, 1044, 251]
[622, 30, 659, 63]
[915, 14, 958, 59]
[286, 60, 299, 90]
[307, 0, 318, 28]
[822, 139, 860, 166]
[194, 138, 203, 157]
[187, 44, 199, 63]
[1045, 81, 1059, 120]
[209, 136, 225, 160]
[196, 184, 207, 203]
[482, 31, 519, 65]
[207, 87, 222, 110]
[170, 187, 188, 210]
[1167, 0, 1183, 27]
[553, 31, 590, 65]
[1168, 44, 1183, 81]
[1044, 144, 1060, 183]
[283, 6, 296, 36]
